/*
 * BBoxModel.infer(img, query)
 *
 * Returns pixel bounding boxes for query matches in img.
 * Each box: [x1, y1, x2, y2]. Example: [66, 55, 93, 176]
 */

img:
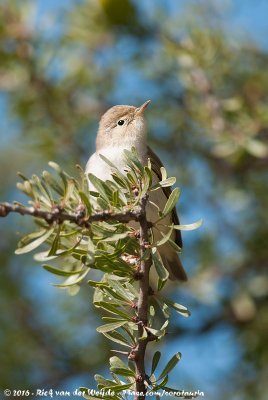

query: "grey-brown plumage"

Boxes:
[147, 146, 187, 281]
[85, 101, 187, 281]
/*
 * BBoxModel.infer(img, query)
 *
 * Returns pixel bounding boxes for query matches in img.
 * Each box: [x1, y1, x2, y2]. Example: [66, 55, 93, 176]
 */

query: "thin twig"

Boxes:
[0, 202, 143, 226]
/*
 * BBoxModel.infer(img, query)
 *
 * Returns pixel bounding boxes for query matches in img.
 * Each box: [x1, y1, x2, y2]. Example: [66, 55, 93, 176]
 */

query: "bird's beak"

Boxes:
[135, 100, 151, 116]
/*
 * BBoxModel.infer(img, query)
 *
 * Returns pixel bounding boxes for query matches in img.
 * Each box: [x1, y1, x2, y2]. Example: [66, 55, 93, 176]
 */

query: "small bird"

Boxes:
[85, 101, 187, 281]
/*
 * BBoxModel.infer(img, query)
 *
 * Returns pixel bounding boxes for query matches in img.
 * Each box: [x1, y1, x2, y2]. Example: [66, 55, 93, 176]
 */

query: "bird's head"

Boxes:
[96, 100, 150, 151]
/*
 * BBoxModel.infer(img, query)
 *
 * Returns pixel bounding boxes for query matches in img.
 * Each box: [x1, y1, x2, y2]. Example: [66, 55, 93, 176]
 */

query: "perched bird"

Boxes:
[85, 101, 187, 281]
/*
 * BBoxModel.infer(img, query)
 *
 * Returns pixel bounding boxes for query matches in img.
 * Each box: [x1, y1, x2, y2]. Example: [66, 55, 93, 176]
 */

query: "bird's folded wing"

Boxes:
[147, 146, 182, 248]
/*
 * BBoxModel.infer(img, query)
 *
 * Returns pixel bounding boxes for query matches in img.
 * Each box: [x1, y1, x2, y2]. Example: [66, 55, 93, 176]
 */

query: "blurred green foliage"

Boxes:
[0, 0, 268, 399]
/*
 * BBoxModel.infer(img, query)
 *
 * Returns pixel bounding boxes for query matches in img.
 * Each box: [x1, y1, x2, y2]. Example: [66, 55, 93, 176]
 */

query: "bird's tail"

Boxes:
[159, 249, 188, 281]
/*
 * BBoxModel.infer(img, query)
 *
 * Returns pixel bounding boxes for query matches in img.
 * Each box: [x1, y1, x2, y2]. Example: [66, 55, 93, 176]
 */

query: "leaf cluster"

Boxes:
[13, 148, 201, 398]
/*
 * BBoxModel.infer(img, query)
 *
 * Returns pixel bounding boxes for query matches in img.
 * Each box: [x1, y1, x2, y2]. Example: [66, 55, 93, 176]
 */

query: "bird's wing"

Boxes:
[147, 146, 183, 248]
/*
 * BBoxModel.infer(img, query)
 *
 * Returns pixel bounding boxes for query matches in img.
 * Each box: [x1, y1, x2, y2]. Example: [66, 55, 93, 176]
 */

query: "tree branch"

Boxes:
[0, 202, 143, 226]
[132, 195, 152, 400]
[1, 196, 154, 400]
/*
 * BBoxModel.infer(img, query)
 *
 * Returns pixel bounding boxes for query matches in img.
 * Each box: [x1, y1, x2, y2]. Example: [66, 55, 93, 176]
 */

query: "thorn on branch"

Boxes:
[133, 269, 143, 280]
[110, 349, 129, 356]
[128, 348, 138, 361]
[129, 301, 138, 310]
[135, 375, 144, 383]
[130, 229, 141, 239]
[146, 330, 158, 342]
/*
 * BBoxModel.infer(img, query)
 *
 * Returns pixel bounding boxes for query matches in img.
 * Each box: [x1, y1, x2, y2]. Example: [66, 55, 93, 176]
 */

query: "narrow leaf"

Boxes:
[52, 268, 90, 287]
[161, 188, 181, 219]
[96, 321, 126, 333]
[151, 177, 176, 190]
[79, 191, 92, 215]
[110, 367, 135, 377]
[151, 351, 161, 375]
[153, 252, 169, 281]
[162, 298, 191, 317]
[172, 219, 203, 231]
[103, 331, 132, 347]
[42, 264, 87, 276]
[15, 229, 54, 254]
[158, 352, 181, 380]
[87, 173, 111, 203]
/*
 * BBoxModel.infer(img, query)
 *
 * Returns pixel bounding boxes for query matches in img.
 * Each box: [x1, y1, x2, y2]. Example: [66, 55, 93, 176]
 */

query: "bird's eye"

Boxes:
[118, 120, 124, 126]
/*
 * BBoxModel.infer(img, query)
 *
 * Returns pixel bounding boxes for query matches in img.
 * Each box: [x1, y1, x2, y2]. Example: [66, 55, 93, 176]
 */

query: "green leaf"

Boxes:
[48, 161, 68, 189]
[81, 238, 95, 265]
[17, 171, 29, 181]
[140, 327, 148, 340]
[160, 188, 181, 219]
[156, 226, 174, 247]
[88, 280, 108, 288]
[160, 167, 167, 180]
[167, 239, 182, 253]
[42, 170, 64, 195]
[42, 264, 87, 276]
[124, 148, 143, 172]
[158, 277, 167, 291]
[151, 351, 161, 375]
[154, 297, 172, 318]
[94, 375, 116, 388]
[109, 356, 127, 369]
[151, 177, 176, 190]
[64, 180, 75, 203]
[102, 330, 132, 347]
[79, 191, 92, 215]
[98, 153, 120, 172]
[96, 321, 127, 333]
[101, 232, 129, 242]
[87, 173, 111, 203]
[15, 229, 54, 254]
[110, 367, 135, 378]
[102, 317, 126, 322]
[172, 219, 203, 231]
[146, 326, 165, 338]
[139, 167, 151, 199]
[93, 301, 132, 320]
[17, 229, 47, 248]
[52, 268, 90, 287]
[145, 166, 152, 187]
[104, 383, 133, 393]
[150, 375, 169, 391]
[16, 181, 35, 198]
[31, 174, 52, 204]
[107, 278, 134, 301]
[162, 298, 191, 317]
[158, 352, 181, 381]
[121, 325, 136, 345]
[48, 226, 61, 256]
[112, 190, 120, 208]
[153, 252, 169, 281]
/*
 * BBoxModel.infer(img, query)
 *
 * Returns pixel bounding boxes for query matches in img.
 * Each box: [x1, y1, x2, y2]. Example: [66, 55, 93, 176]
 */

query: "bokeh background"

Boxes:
[0, 0, 268, 399]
